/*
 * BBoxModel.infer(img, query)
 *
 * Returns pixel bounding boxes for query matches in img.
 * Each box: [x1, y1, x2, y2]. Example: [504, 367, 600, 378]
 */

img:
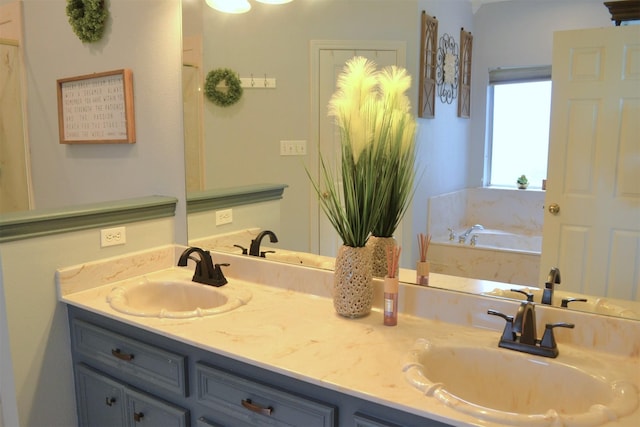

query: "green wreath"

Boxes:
[205, 69, 243, 107]
[66, 0, 108, 43]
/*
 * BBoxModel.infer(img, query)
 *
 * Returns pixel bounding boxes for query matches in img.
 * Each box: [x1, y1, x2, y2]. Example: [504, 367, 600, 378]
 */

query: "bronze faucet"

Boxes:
[488, 301, 574, 358]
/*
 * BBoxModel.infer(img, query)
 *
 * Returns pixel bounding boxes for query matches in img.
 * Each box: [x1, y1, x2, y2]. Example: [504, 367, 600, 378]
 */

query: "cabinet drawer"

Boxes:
[72, 319, 187, 396]
[196, 362, 336, 427]
[354, 412, 404, 427]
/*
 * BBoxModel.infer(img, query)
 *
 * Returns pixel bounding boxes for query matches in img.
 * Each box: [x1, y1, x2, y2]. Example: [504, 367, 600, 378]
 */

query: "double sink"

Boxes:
[102, 271, 638, 426]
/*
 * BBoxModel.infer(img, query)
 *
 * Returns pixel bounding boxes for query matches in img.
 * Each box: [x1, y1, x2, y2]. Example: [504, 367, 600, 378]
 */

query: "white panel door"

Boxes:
[0, 1, 32, 213]
[541, 25, 640, 300]
[315, 46, 402, 257]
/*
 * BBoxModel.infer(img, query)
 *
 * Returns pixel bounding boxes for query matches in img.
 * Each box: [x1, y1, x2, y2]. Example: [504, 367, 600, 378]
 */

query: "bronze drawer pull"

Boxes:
[105, 397, 116, 406]
[133, 412, 144, 422]
[241, 398, 273, 416]
[111, 348, 134, 361]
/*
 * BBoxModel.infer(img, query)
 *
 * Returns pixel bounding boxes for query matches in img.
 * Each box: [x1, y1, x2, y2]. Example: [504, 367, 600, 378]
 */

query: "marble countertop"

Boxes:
[57, 245, 640, 427]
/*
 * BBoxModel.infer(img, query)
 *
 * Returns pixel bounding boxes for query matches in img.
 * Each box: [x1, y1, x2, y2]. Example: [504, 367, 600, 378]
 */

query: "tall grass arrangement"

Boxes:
[307, 56, 417, 247]
[371, 65, 417, 238]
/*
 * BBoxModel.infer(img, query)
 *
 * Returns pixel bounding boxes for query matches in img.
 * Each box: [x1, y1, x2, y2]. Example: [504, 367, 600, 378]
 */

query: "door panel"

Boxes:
[541, 26, 640, 300]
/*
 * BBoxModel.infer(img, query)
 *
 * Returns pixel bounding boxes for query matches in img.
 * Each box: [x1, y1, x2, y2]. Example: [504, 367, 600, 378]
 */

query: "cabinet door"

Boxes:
[75, 364, 126, 427]
[125, 388, 189, 427]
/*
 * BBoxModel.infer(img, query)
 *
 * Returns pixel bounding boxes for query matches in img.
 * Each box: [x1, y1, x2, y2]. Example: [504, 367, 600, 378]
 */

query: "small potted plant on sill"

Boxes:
[517, 174, 529, 189]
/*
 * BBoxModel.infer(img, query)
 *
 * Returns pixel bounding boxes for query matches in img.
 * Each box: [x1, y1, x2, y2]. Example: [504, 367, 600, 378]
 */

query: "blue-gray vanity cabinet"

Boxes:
[75, 363, 189, 427]
[67, 306, 450, 427]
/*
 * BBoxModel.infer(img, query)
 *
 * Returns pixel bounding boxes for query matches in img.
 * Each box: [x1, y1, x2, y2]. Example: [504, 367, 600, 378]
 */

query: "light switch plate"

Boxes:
[280, 140, 307, 156]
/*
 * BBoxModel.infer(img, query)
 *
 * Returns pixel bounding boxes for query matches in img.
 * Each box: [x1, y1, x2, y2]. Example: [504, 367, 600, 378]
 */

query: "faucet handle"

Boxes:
[510, 288, 534, 302]
[260, 250, 275, 258]
[540, 322, 575, 355]
[487, 309, 516, 342]
[561, 297, 587, 308]
[209, 263, 230, 287]
[233, 244, 248, 255]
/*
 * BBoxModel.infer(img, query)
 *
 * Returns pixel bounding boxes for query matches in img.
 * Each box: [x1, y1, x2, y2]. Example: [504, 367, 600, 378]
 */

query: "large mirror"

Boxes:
[182, 0, 640, 320]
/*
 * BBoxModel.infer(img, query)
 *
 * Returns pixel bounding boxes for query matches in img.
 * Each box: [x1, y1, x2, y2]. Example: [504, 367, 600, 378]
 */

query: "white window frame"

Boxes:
[485, 65, 552, 187]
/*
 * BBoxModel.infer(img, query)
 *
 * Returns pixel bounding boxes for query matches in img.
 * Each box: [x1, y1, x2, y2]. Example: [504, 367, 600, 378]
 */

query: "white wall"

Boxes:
[469, 0, 611, 187]
[22, 0, 187, 242]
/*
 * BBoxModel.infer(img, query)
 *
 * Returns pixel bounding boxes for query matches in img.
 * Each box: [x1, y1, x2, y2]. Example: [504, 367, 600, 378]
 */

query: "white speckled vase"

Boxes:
[367, 236, 396, 278]
[333, 245, 373, 318]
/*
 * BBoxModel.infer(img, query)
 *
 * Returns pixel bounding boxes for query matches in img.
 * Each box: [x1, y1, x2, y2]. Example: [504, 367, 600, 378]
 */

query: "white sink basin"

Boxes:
[483, 287, 640, 320]
[403, 339, 638, 426]
[107, 279, 252, 318]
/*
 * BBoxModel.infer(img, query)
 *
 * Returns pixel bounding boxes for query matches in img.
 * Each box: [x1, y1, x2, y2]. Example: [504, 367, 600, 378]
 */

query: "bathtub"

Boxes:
[428, 227, 542, 286]
[461, 228, 542, 253]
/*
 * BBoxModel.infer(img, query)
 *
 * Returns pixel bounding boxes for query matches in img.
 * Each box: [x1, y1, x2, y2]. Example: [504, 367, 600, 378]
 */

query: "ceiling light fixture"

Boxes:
[205, 0, 251, 14]
[205, 0, 293, 14]
[255, 0, 293, 4]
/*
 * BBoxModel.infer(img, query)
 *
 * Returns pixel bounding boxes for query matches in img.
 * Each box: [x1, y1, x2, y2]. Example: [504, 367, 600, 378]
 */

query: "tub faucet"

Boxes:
[488, 301, 575, 358]
[541, 267, 561, 305]
[447, 227, 456, 241]
[178, 246, 228, 287]
[458, 224, 484, 243]
[249, 230, 278, 257]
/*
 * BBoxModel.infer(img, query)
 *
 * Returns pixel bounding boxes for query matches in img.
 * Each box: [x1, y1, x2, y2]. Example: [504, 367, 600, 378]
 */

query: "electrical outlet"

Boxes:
[216, 208, 233, 225]
[100, 226, 126, 247]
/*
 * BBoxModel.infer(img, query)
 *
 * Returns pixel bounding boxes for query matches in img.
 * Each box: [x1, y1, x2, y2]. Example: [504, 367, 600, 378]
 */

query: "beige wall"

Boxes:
[0, 1, 185, 425]
[21, 0, 187, 241]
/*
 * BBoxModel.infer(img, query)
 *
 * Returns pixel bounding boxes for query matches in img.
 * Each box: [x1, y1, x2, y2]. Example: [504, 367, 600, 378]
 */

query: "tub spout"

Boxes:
[459, 224, 484, 243]
[462, 224, 484, 238]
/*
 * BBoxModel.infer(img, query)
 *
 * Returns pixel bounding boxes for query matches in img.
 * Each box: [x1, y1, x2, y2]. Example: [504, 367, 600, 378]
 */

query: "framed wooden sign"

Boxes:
[57, 69, 135, 144]
[458, 28, 473, 118]
[418, 11, 438, 118]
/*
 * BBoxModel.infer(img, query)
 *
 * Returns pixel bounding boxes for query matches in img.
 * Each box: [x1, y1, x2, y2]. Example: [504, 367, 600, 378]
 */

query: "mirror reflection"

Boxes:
[0, 1, 32, 213]
[183, 0, 637, 315]
[182, 0, 639, 320]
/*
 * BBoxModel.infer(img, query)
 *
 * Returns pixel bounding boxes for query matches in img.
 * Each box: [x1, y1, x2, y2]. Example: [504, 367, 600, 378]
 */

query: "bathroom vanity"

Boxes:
[68, 307, 444, 427]
[57, 245, 640, 427]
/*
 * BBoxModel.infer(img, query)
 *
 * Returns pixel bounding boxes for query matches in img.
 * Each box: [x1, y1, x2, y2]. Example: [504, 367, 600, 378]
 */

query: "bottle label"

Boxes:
[385, 297, 394, 313]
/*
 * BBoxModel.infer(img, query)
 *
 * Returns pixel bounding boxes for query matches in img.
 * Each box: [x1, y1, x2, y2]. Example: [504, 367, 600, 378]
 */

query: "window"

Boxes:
[486, 66, 552, 188]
